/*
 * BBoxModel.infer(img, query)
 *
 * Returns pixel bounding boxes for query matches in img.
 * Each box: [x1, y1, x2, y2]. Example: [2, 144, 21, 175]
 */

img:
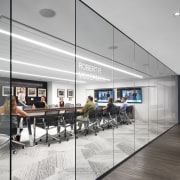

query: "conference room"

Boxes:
[0, 0, 178, 180]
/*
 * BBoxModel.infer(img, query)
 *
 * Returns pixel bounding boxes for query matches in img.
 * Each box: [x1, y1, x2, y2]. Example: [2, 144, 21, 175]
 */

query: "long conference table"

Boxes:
[24, 107, 82, 146]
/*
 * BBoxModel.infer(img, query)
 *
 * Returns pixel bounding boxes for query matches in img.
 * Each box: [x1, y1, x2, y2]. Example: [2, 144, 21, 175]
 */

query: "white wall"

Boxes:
[47, 78, 173, 124]
[76, 79, 157, 121]
[48, 82, 75, 105]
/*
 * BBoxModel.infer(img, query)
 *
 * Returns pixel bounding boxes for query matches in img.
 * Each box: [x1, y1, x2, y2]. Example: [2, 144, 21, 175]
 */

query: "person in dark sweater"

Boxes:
[32, 96, 48, 109]
[103, 97, 114, 113]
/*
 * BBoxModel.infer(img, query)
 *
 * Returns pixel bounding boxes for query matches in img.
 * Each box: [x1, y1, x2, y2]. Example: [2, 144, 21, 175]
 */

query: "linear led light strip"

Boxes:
[0, 57, 110, 81]
[0, 69, 85, 83]
[0, 29, 143, 79]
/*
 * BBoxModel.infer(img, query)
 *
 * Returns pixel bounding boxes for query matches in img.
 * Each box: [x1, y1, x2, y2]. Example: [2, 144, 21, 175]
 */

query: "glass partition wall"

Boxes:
[0, 0, 11, 180]
[0, 0, 178, 179]
[11, 0, 76, 179]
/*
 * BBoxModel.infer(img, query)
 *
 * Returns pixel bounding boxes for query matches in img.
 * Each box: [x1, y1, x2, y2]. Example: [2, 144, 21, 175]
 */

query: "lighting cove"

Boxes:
[0, 29, 143, 79]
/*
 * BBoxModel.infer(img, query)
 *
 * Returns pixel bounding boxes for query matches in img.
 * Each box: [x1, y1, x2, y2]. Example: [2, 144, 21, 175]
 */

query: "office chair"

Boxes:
[0, 115, 25, 154]
[126, 106, 134, 122]
[102, 107, 118, 129]
[35, 110, 61, 146]
[95, 109, 104, 131]
[84, 109, 98, 136]
[119, 106, 131, 125]
[59, 110, 74, 141]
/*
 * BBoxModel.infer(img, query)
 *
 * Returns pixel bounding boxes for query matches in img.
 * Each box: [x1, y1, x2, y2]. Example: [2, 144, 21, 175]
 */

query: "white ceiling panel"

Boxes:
[82, 0, 180, 74]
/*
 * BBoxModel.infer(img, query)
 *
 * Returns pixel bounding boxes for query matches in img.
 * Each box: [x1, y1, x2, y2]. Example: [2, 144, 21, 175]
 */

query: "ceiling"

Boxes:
[82, 0, 180, 74]
[0, 0, 176, 85]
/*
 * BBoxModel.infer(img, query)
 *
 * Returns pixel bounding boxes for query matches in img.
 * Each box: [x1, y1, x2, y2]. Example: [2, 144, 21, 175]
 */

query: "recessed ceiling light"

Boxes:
[108, 45, 118, 50]
[173, 11, 180, 16]
[39, 9, 56, 18]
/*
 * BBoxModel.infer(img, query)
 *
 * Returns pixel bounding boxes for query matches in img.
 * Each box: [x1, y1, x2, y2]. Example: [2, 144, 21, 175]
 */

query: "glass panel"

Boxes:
[12, 0, 75, 180]
[148, 56, 158, 141]
[134, 45, 149, 150]
[0, 0, 176, 179]
[76, 1, 114, 179]
[148, 78, 158, 141]
[0, 0, 10, 179]
[114, 30, 134, 68]
[134, 45, 149, 74]
[113, 28, 135, 165]
[157, 63, 165, 135]
[0, 0, 10, 180]
[163, 67, 176, 130]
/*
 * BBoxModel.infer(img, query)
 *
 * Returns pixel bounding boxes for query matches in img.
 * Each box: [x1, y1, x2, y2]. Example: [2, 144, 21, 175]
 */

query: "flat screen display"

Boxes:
[94, 89, 114, 103]
[117, 88, 142, 103]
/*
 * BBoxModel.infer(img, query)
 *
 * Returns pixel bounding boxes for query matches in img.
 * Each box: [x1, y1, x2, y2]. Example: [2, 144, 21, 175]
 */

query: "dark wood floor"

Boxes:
[102, 124, 180, 180]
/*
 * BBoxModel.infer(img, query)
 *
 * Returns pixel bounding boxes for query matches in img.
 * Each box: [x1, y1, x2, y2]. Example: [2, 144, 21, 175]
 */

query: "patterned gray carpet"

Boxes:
[0, 120, 174, 180]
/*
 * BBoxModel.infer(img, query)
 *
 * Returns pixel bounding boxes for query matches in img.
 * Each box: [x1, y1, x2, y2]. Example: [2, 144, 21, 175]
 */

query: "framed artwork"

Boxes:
[16, 87, 26, 96]
[38, 88, 46, 97]
[57, 89, 65, 97]
[27, 88, 37, 97]
[67, 89, 73, 98]
[2, 86, 14, 96]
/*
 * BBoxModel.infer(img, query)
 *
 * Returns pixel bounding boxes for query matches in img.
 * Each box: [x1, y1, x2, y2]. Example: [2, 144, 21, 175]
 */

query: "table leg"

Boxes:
[33, 117, 36, 144]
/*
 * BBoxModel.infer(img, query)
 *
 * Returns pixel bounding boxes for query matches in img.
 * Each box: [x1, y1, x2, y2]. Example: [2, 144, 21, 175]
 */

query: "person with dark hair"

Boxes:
[32, 96, 48, 109]
[132, 90, 137, 100]
[107, 91, 110, 98]
[59, 97, 64, 107]
[76, 95, 95, 130]
[103, 97, 114, 113]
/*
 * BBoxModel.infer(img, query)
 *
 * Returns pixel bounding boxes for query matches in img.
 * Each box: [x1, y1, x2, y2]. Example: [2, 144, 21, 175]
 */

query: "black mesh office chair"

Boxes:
[119, 105, 131, 125]
[126, 106, 134, 121]
[102, 106, 118, 129]
[96, 109, 104, 131]
[35, 110, 61, 146]
[59, 110, 74, 141]
[0, 115, 25, 154]
[84, 109, 98, 136]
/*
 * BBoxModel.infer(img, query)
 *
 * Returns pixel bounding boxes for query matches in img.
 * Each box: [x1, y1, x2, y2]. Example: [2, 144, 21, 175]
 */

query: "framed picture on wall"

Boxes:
[57, 89, 65, 97]
[67, 89, 73, 98]
[16, 87, 26, 96]
[38, 88, 46, 97]
[2, 86, 14, 96]
[27, 88, 37, 97]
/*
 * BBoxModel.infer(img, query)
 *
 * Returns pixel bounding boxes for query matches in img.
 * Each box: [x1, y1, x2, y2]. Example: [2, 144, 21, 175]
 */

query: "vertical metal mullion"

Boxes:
[10, 0, 12, 179]
[75, 0, 77, 180]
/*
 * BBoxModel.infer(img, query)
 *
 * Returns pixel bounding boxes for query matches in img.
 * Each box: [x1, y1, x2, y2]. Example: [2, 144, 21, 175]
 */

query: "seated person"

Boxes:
[32, 96, 48, 109]
[103, 97, 114, 114]
[0, 96, 10, 115]
[120, 97, 128, 114]
[76, 96, 95, 130]
[12, 95, 27, 141]
[59, 97, 64, 107]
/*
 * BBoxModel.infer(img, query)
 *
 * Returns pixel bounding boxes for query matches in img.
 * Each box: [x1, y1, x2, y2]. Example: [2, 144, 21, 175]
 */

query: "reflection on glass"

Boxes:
[0, 1, 10, 179]
[76, 0, 114, 177]
[11, 0, 76, 180]
[0, 0, 178, 179]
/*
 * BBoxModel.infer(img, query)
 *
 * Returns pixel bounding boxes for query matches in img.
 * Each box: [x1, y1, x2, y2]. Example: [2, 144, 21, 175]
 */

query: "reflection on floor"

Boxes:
[0, 120, 175, 180]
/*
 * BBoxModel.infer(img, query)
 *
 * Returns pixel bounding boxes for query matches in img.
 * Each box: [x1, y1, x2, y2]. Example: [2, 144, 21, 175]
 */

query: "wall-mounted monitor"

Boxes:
[94, 89, 114, 103]
[117, 87, 142, 103]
